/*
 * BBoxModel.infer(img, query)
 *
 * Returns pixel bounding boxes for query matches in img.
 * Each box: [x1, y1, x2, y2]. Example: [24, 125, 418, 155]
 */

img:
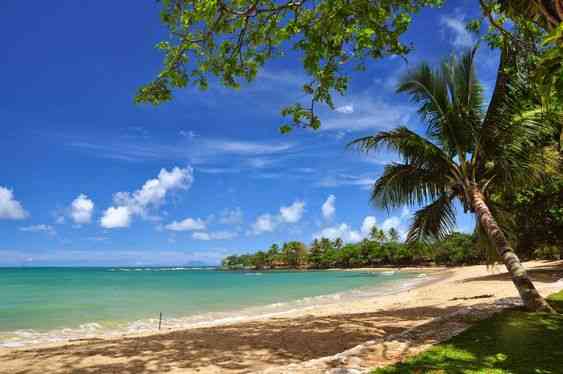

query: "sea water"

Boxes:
[0, 267, 423, 347]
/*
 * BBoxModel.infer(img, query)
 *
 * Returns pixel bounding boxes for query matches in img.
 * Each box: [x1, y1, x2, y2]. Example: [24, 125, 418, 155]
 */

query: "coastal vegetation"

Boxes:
[373, 289, 563, 373]
[222, 231, 489, 270]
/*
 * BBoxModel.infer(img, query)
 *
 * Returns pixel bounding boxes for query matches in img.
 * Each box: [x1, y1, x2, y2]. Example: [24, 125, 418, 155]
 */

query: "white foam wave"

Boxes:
[109, 267, 215, 272]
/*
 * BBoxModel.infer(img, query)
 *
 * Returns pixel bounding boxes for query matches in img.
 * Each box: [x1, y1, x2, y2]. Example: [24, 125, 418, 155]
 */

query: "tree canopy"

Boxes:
[221, 230, 481, 270]
[136, 0, 444, 131]
[138, 0, 561, 130]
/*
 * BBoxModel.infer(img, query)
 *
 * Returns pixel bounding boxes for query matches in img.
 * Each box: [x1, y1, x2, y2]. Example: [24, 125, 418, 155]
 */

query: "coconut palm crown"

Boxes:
[350, 47, 556, 312]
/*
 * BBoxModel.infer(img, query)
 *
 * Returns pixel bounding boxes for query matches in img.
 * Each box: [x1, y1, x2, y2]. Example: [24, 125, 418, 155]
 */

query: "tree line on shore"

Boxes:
[221, 227, 484, 270]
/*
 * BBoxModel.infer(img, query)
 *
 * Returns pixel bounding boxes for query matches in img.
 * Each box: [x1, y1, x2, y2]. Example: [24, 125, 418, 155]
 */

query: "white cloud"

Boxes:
[280, 201, 305, 223]
[165, 217, 206, 231]
[192, 232, 210, 240]
[294, 167, 315, 174]
[101, 166, 193, 229]
[19, 224, 56, 236]
[219, 208, 243, 225]
[335, 104, 354, 114]
[192, 231, 238, 240]
[382, 207, 413, 240]
[400, 206, 412, 219]
[314, 216, 377, 243]
[373, 65, 406, 93]
[321, 195, 336, 220]
[197, 167, 241, 174]
[382, 216, 401, 232]
[249, 200, 306, 235]
[203, 140, 294, 155]
[0, 186, 28, 220]
[313, 214, 391, 243]
[316, 174, 376, 190]
[87, 236, 108, 242]
[246, 157, 274, 169]
[68, 137, 295, 163]
[250, 214, 276, 235]
[100, 206, 131, 229]
[314, 223, 362, 243]
[359, 152, 402, 166]
[322, 97, 411, 132]
[115, 167, 191, 209]
[179, 130, 197, 139]
[54, 213, 65, 224]
[256, 69, 308, 89]
[361, 216, 377, 236]
[441, 15, 475, 48]
[70, 194, 94, 224]
[251, 172, 283, 180]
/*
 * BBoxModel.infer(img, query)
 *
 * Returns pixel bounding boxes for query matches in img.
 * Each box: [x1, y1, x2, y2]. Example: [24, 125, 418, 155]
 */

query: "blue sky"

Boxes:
[0, 1, 498, 266]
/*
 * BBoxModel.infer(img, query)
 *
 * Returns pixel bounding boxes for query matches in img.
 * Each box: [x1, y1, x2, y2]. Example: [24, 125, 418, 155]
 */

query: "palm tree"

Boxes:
[350, 48, 556, 312]
[388, 228, 400, 242]
[370, 226, 387, 244]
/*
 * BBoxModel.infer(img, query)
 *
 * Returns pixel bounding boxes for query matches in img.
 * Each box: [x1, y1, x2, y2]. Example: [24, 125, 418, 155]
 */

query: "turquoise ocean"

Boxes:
[0, 267, 424, 347]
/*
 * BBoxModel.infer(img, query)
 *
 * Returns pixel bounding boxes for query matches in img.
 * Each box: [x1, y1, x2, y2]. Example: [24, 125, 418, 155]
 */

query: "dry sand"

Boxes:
[1, 260, 562, 374]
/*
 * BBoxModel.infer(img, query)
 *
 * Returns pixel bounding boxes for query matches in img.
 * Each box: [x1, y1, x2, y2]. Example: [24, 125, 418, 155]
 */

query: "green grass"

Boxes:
[372, 290, 563, 374]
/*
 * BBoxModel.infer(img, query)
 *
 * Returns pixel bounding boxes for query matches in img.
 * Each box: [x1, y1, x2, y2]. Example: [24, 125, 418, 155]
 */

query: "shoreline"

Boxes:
[221, 265, 448, 273]
[0, 268, 441, 350]
[1, 261, 562, 373]
[329, 265, 449, 272]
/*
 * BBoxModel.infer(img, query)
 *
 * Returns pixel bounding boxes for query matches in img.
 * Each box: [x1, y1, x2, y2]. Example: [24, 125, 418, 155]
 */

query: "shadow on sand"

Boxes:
[1, 305, 467, 374]
[461, 260, 563, 284]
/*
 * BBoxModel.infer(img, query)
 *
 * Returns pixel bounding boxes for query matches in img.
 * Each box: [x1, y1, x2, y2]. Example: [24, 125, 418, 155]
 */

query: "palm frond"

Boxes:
[371, 162, 448, 209]
[349, 126, 454, 170]
[397, 49, 484, 158]
[477, 70, 560, 190]
[350, 126, 461, 210]
[454, 47, 484, 114]
[406, 193, 457, 243]
[397, 63, 449, 144]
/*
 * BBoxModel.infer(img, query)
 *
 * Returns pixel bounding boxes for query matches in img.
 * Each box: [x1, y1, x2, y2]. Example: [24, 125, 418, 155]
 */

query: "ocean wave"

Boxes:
[109, 267, 215, 272]
[0, 323, 111, 348]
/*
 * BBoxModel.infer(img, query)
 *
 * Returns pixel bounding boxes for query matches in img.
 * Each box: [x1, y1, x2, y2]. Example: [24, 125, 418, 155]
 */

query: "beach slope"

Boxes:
[1, 261, 562, 374]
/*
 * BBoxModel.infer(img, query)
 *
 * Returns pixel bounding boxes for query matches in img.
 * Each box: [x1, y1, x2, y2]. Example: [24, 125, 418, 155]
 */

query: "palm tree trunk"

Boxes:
[469, 184, 556, 313]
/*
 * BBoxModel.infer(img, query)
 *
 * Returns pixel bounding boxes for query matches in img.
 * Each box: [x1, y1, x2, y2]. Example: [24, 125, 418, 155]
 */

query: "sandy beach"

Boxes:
[1, 260, 562, 374]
